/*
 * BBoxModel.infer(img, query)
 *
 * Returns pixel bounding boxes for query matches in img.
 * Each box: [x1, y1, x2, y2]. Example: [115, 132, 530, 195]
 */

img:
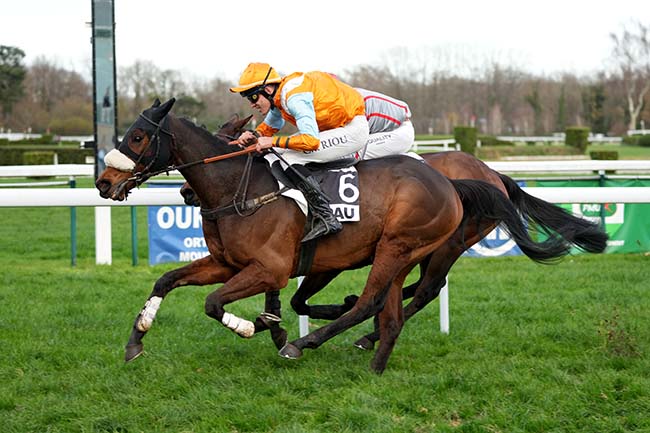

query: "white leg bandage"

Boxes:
[105, 149, 136, 171]
[136, 296, 163, 332]
[222, 312, 255, 338]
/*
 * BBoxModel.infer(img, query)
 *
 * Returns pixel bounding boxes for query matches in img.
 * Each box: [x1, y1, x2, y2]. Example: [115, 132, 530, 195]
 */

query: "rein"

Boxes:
[121, 113, 285, 218]
[126, 129, 258, 185]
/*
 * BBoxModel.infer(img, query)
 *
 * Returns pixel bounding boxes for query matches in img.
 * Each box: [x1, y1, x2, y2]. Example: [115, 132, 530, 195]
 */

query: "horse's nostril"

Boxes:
[95, 179, 111, 195]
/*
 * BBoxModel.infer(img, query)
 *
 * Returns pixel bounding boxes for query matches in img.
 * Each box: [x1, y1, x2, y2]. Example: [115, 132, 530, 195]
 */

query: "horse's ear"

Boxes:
[152, 98, 161, 108]
[232, 114, 254, 132]
[153, 98, 176, 120]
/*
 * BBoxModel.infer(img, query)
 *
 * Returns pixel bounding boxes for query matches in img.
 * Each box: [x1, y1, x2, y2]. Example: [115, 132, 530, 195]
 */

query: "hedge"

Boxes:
[0, 146, 93, 165]
[565, 126, 590, 153]
[23, 151, 56, 165]
[638, 135, 650, 147]
[477, 145, 584, 160]
[589, 150, 619, 160]
[454, 126, 477, 154]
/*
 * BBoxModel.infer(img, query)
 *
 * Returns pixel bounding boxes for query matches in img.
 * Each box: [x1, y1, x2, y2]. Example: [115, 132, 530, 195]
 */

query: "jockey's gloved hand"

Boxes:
[228, 130, 258, 148]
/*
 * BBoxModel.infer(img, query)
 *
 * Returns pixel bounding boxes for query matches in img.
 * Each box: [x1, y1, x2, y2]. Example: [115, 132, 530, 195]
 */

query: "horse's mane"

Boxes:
[176, 116, 243, 153]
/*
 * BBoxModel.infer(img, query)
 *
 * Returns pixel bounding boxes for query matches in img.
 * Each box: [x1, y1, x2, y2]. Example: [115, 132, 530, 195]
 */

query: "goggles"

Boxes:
[242, 87, 264, 104]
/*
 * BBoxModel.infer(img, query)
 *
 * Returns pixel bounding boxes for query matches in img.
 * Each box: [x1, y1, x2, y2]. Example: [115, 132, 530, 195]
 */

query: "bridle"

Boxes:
[113, 112, 284, 217]
[119, 114, 258, 184]
[116, 113, 176, 187]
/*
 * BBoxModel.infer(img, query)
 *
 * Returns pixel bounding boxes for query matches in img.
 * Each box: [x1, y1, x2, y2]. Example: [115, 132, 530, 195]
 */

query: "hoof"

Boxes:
[278, 343, 302, 359]
[353, 336, 375, 351]
[370, 360, 386, 375]
[125, 343, 144, 362]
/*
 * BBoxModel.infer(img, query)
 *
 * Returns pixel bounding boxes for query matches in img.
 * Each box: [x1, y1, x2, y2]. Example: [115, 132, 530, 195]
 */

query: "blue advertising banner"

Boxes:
[464, 225, 524, 257]
[147, 185, 209, 265]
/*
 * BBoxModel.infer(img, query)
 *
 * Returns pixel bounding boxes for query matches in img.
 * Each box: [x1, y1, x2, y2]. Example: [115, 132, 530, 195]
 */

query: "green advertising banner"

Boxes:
[536, 178, 650, 253]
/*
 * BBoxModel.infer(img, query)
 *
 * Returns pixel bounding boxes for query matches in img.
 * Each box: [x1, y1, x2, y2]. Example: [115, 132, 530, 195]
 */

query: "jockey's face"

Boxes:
[246, 85, 273, 116]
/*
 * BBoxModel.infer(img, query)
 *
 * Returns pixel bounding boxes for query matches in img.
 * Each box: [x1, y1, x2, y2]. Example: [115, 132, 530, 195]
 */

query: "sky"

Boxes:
[1, 0, 647, 83]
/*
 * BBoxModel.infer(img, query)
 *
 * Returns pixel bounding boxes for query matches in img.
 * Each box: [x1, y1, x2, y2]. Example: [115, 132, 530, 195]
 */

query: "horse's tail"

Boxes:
[497, 173, 608, 254]
[451, 179, 572, 263]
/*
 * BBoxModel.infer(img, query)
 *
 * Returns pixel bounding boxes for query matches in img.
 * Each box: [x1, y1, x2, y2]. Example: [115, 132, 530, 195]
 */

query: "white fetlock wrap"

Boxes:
[136, 296, 162, 332]
[222, 312, 255, 338]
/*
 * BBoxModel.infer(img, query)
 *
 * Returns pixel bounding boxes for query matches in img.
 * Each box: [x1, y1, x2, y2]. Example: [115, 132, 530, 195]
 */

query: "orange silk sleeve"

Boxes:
[271, 134, 320, 151]
[256, 123, 280, 137]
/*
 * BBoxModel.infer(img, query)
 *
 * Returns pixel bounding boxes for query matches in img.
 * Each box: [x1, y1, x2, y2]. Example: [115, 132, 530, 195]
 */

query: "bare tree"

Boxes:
[610, 21, 650, 131]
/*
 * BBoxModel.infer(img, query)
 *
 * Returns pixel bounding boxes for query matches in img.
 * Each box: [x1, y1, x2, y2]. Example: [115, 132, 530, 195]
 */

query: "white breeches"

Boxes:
[274, 115, 369, 166]
[361, 120, 415, 160]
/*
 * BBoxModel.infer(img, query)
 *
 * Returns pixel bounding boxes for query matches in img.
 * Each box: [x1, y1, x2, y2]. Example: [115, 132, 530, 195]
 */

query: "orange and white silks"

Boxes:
[256, 71, 366, 153]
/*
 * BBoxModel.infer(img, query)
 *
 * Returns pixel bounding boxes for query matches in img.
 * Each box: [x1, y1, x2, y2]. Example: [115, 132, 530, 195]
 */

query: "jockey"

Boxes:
[229, 62, 369, 243]
[356, 88, 415, 160]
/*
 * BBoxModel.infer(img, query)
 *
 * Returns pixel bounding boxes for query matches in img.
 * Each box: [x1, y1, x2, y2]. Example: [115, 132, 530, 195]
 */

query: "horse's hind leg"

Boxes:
[290, 270, 358, 320]
[371, 273, 407, 374]
[125, 256, 235, 362]
[279, 253, 409, 368]
[354, 257, 432, 350]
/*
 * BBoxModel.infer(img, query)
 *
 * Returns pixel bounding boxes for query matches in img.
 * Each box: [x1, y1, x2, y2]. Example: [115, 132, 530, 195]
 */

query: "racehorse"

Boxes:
[181, 146, 607, 350]
[96, 98, 582, 373]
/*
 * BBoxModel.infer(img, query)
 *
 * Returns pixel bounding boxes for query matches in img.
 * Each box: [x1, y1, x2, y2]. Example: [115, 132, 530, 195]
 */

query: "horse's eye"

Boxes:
[133, 135, 143, 142]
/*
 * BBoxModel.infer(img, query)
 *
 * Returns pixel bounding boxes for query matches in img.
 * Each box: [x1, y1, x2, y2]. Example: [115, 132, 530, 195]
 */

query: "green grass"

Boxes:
[1, 206, 650, 432]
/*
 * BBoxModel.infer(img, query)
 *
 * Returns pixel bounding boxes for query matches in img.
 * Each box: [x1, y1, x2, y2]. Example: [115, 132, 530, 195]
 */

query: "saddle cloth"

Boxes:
[264, 153, 360, 222]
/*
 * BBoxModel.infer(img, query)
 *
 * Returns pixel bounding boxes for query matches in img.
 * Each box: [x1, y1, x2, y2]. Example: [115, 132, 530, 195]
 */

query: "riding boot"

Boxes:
[285, 167, 342, 242]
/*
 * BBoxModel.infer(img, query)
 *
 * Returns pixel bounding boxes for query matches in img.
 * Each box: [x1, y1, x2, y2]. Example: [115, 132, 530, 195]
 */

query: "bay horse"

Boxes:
[182, 148, 606, 350]
[96, 98, 577, 373]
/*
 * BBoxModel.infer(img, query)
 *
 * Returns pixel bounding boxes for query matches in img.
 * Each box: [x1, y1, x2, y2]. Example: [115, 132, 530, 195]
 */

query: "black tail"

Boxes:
[497, 173, 608, 254]
[452, 179, 577, 263]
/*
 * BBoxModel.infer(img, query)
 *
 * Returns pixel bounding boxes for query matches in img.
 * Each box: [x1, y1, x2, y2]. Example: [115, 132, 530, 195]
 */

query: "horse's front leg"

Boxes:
[125, 256, 235, 362]
[204, 262, 286, 339]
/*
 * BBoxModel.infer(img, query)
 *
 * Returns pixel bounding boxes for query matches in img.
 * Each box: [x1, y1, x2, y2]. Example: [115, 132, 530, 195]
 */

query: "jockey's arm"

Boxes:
[255, 108, 284, 137]
[263, 93, 321, 152]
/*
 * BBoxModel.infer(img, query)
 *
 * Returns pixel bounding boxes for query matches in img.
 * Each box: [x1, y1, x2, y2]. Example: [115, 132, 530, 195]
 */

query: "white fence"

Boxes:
[2, 161, 650, 263]
[412, 139, 459, 152]
[0, 132, 93, 143]
[2, 162, 650, 336]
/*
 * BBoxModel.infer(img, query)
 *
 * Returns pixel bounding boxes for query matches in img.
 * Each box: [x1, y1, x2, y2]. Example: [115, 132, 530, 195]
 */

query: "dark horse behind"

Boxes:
[95, 98, 605, 373]
[182, 118, 609, 351]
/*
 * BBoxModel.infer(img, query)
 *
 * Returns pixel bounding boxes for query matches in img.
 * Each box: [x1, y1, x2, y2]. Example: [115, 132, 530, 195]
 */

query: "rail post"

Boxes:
[69, 177, 77, 267]
[131, 207, 138, 266]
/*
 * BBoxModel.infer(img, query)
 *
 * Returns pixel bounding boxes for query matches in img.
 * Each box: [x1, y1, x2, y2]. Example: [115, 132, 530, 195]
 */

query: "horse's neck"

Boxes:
[172, 122, 271, 208]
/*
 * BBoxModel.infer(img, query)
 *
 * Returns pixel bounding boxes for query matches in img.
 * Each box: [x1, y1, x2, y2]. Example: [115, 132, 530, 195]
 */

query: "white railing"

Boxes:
[496, 135, 623, 144]
[0, 164, 94, 178]
[2, 184, 649, 337]
[485, 160, 650, 173]
[3, 161, 650, 336]
[0, 132, 94, 142]
[412, 139, 459, 152]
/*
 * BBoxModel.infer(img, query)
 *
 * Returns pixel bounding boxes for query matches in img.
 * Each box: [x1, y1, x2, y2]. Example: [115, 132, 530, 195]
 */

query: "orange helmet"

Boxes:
[229, 63, 282, 93]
